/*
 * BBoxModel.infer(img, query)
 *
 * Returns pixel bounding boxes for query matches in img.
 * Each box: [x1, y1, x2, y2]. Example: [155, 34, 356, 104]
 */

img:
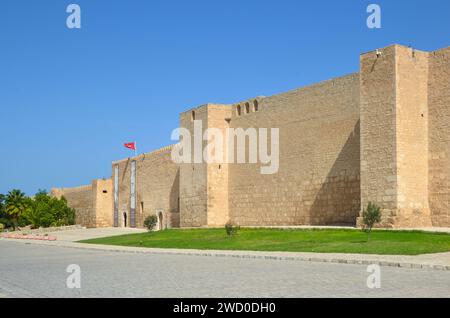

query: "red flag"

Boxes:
[124, 142, 136, 150]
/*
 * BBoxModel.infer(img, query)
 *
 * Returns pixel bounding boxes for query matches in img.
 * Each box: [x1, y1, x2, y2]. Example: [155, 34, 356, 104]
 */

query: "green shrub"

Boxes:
[144, 215, 158, 232]
[0, 189, 76, 230]
[0, 223, 4, 232]
[362, 202, 382, 241]
[21, 191, 75, 228]
[225, 221, 240, 237]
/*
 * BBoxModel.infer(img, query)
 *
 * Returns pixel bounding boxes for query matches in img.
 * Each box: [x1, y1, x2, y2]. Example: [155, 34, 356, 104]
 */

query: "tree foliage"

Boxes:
[0, 193, 9, 229]
[4, 189, 29, 229]
[0, 189, 75, 230]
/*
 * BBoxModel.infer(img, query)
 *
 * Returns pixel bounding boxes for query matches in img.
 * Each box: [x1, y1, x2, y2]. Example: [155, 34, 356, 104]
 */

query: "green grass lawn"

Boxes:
[78, 228, 450, 255]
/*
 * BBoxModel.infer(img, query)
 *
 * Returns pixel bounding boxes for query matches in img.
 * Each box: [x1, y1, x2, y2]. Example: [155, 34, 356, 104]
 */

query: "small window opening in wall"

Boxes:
[421, 113, 424, 117]
[245, 102, 250, 114]
[191, 111, 196, 121]
[219, 164, 221, 170]
[102, 190, 108, 193]
[236, 105, 241, 116]
[141, 202, 144, 213]
[253, 100, 259, 112]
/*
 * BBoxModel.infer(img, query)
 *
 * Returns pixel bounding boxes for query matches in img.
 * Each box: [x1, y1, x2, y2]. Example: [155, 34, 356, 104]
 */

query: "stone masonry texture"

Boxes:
[52, 44, 450, 229]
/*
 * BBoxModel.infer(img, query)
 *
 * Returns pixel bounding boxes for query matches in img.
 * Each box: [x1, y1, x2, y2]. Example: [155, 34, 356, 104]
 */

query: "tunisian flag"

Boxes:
[124, 142, 136, 150]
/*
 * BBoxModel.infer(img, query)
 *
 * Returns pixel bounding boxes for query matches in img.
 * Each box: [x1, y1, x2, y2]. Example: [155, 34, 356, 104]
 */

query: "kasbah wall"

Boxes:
[51, 44, 450, 229]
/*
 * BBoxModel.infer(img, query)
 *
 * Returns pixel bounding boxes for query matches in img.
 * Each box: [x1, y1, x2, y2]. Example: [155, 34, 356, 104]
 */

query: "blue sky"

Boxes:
[0, 0, 449, 195]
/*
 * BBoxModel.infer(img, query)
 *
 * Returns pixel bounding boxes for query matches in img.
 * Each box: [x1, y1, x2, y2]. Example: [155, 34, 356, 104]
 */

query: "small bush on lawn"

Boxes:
[362, 202, 382, 241]
[144, 215, 158, 232]
[225, 221, 240, 237]
[0, 223, 4, 232]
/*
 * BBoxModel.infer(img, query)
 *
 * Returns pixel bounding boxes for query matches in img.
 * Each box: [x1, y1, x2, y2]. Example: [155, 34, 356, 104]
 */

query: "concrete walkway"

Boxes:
[39, 227, 148, 241]
[2, 236, 450, 272]
[1, 226, 148, 241]
[2, 226, 450, 271]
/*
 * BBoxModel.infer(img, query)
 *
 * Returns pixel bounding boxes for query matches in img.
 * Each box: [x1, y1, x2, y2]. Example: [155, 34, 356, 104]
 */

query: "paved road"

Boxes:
[0, 240, 449, 298]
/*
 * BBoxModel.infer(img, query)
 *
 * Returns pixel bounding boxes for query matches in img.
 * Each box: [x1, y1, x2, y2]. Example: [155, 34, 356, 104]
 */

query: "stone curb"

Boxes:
[2, 237, 449, 271]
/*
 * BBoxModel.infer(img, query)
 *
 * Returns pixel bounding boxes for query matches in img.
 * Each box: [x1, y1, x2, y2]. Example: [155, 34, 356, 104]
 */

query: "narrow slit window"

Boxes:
[253, 100, 259, 112]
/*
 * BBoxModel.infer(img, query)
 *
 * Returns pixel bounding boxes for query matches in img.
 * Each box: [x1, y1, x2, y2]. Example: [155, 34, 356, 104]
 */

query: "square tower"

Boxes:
[359, 45, 432, 227]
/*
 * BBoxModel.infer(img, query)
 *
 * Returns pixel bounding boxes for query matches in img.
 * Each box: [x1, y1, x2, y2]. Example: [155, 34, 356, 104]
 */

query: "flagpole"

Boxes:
[134, 141, 137, 157]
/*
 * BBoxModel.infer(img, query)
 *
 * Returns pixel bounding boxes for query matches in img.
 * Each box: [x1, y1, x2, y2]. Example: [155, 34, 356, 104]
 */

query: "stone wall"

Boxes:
[53, 44, 450, 229]
[359, 44, 450, 228]
[92, 179, 113, 227]
[226, 74, 361, 226]
[51, 184, 95, 227]
[359, 46, 398, 226]
[51, 179, 112, 228]
[179, 106, 208, 227]
[112, 145, 179, 229]
[395, 46, 431, 227]
[179, 104, 233, 227]
[429, 47, 450, 227]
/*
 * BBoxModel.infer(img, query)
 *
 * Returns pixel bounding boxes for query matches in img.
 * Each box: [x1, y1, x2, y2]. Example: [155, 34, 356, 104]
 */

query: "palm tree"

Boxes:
[5, 189, 28, 230]
[0, 193, 7, 227]
[0, 194, 5, 213]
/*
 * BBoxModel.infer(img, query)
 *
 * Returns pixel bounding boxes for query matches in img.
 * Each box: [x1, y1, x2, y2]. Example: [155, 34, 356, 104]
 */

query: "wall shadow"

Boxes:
[169, 168, 180, 227]
[308, 120, 361, 226]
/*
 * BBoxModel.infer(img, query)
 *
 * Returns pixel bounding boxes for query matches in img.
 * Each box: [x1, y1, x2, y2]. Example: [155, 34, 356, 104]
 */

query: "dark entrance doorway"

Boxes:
[123, 211, 127, 227]
[158, 211, 163, 230]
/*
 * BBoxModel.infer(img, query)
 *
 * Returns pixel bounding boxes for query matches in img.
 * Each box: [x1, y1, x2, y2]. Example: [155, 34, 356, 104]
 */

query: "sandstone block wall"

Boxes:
[55, 44, 450, 229]
[112, 145, 179, 229]
[395, 46, 431, 227]
[179, 104, 233, 227]
[359, 46, 398, 225]
[51, 185, 94, 227]
[359, 45, 432, 227]
[359, 44, 450, 228]
[429, 47, 450, 227]
[179, 106, 208, 227]
[227, 74, 361, 226]
[51, 179, 112, 228]
[92, 179, 113, 227]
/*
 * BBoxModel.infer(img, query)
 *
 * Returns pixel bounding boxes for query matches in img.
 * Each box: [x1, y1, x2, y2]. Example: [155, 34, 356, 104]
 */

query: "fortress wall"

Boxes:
[360, 46, 398, 224]
[113, 145, 179, 229]
[227, 73, 361, 226]
[360, 45, 434, 228]
[54, 44, 450, 229]
[113, 156, 130, 227]
[179, 106, 208, 227]
[51, 184, 95, 227]
[394, 46, 431, 227]
[92, 179, 113, 227]
[205, 105, 232, 226]
[428, 47, 450, 227]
